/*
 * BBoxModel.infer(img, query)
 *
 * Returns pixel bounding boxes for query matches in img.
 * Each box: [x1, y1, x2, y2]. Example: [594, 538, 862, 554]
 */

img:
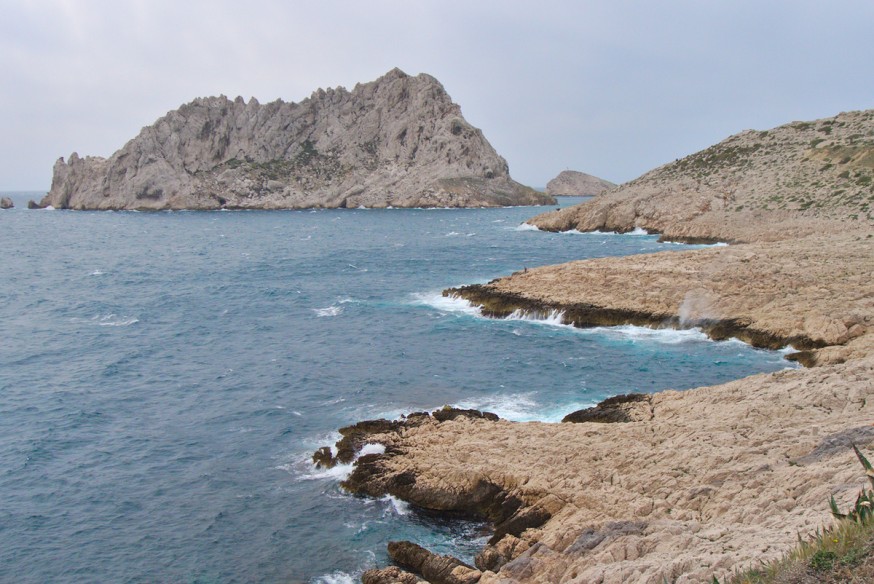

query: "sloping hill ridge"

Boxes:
[531, 109, 874, 242]
[42, 68, 552, 210]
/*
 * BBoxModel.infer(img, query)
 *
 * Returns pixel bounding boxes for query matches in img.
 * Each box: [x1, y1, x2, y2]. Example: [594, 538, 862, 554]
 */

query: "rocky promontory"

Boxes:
[545, 170, 615, 197]
[41, 69, 553, 210]
[321, 108, 874, 583]
[530, 109, 874, 241]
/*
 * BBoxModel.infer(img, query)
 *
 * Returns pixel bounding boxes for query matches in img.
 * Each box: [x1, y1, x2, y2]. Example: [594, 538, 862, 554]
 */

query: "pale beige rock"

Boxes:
[530, 110, 874, 241]
[341, 108, 874, 583]
[545, 170, 615, 197]
[473, 232, 874, 362]
[353, 357, 874, 583]
[41, 69, 552, 210]
[0, 196, 13, 209]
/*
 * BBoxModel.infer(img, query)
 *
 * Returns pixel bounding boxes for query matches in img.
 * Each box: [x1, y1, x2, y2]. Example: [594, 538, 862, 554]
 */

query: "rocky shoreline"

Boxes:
[314, 109, 874, 583]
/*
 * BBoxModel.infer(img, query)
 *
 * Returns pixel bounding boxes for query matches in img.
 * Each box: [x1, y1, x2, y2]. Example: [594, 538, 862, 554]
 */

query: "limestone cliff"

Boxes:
[531, 109, 874, 241]
[42, 69, 552, 210]
[545, 170, 615, 196]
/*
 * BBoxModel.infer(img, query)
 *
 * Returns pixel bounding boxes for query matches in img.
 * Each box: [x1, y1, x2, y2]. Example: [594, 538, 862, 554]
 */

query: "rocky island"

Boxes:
[319, 110, 874, 583]
[39, 69, 553, 210]
[545, 170, 615, 197]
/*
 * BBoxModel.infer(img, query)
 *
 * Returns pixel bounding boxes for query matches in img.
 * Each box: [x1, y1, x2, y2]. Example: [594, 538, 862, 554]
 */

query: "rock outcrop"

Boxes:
[325, 107, 874, 583]
[545, 170, 615, 196]
[40, 69, 553, 210]
[530, 109, 874, 241]
[0, 196, 13, 209]
[336, 357, 874, 583]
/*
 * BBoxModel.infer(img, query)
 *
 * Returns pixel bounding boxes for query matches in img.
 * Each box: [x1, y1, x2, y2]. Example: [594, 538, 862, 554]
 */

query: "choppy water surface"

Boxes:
[0, 195, 793, 583]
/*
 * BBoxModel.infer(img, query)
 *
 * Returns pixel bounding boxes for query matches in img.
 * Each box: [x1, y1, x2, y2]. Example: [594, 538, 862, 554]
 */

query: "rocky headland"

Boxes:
[318, 109, 874, 583]
[545, 170, 615, 197]
[530, 110, 874, 242]
[40, 69, 553, 210]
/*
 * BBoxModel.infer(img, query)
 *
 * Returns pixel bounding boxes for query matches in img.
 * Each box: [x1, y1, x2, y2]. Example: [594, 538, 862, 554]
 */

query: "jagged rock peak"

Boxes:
[43, 69, 553, 210]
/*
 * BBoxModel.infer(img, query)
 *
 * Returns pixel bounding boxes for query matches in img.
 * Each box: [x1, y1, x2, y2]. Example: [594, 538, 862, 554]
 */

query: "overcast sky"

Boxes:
[2, 0, 872, 190]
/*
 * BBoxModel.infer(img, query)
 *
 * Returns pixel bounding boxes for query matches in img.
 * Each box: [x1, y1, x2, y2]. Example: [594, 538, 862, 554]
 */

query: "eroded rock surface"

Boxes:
[42, 68, 553, 210]
[319, 107, 874, 583]
[447, 232, 873, 366]
[545, 170, 615, 197]
[341, 357, 874, 583]
[530, 110, 874, 242]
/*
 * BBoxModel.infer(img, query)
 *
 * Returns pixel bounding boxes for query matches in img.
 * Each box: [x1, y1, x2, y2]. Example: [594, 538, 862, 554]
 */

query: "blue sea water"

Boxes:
[0, 195, 793, 583]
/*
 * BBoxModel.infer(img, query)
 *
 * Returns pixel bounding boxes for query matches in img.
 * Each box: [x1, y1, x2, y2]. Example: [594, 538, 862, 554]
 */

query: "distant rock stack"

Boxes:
[0, 197, 13, 209]
[41, 68, 553, 210]
[545, 170, 615, 196]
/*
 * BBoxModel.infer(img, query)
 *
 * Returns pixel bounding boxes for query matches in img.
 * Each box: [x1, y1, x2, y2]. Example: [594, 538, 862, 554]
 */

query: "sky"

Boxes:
[1, 0, 873, 190]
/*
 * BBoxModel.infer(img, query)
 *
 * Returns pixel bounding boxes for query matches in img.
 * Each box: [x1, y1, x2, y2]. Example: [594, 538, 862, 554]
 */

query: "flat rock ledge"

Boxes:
[443, 284, 823, 356]
[321, 357, 874, 583]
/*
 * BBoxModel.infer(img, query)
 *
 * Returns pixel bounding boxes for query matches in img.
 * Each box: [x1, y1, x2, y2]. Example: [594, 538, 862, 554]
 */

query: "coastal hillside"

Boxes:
[531, 109, 874, 241]
[545, 169, 615, 196]
[333, 108, 874, 583]
[40, 69, 552, 210]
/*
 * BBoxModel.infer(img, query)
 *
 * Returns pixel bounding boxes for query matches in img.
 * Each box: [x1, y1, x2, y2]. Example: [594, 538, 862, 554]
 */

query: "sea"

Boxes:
[0, 193, 794, 583]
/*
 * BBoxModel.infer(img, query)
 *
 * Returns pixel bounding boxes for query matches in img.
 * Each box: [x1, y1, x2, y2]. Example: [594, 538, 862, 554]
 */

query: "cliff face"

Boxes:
[531, 110, 874, 241]
[43, 69, 553, 210]
[545, 170, 615, 196]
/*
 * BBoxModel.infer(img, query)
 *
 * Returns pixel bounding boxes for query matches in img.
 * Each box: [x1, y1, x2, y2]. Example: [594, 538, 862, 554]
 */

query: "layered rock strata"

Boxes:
[446, 232, 873, 367]
[545, 170, 615, 197]
[530, 110, 874, 241]
[337, 358, 874, 583]
[321, 109, 874, 583]
[41, 68, 553, 210]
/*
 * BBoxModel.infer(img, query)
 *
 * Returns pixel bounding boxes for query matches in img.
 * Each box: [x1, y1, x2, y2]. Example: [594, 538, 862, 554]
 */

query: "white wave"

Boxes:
[506, 308, 566, 326]
[585, 324, 710, 344]
[514, 222, 540, 231]
[408, 291, 482, 316]
[297, 461, 355, 482]
[313, 571, 358, 584]
[445, 231, 460, 236]
[629, 227, 649, 235]
[72, 314, 139, 327]
[43, 205, 55, 210]
[90, 270, 104, 276]
[454, 392, 539, 421]
[359, 443, 386, 456]
[313, 305, 343, 317]
[381, 494, 411, 516]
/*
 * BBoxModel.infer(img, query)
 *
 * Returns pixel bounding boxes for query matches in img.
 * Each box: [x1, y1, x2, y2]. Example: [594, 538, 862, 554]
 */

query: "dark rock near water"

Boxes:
[362, 566, 426, 584]
[432, 407, 499, 423]
[388, 541, 481, 584]
[311, 446, 334, 469]
[27, 199, 45, 209]
[562, 393, 651, 424]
